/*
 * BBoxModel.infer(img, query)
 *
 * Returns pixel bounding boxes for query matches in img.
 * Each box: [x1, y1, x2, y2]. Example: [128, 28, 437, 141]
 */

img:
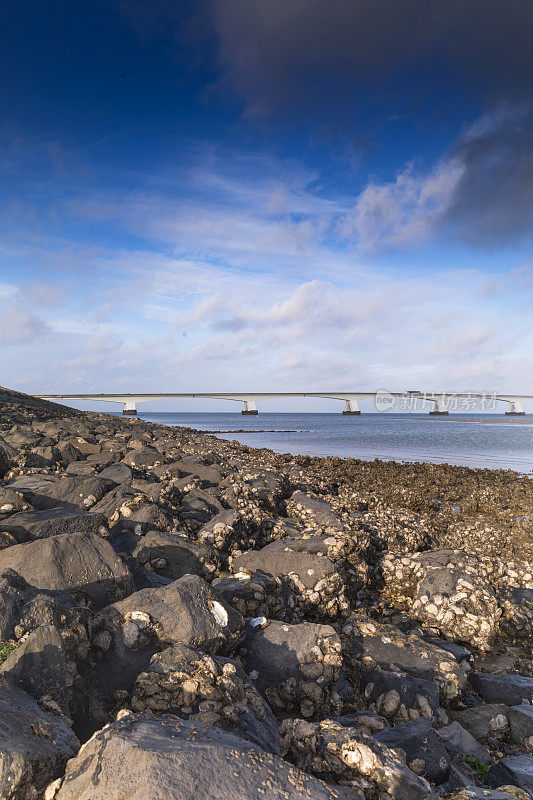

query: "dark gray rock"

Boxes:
[436, 721, 490, 761]
[233, 547, 336, 590]
[0, 445, 10, 477]
[99, 462, 133, 484]
[0, 679, 79, 800]
[154, 458, 225, 485]
[486, 755, 533, 795]
[345, 618, 467, 701]
[361, 668, 440, 716]
[132, 645, 280, 755]
[133, 529, 219, 580]
[0, 624, 70, 712]
[450, 704, 511, 741]
[288, 490, 344, 528]
[96, 574, 243, 696]
[509, 705, 533, 746]
[1, 507, 108, 541]
[241, 619, 342, 717]
[375, 717, 451, 784]
[37, 476, 114, 509]
[54, 714, 340, 800]
[0, 532, 133, 609]
[470, 673, 533, 706]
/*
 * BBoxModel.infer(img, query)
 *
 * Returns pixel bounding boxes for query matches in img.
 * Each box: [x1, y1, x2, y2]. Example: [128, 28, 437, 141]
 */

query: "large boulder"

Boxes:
[381, 550, 501, 651]
[0, 507, 108, 541]
[53, 714, 341, 800]
[132, 529, 219, 581]
[128, 645, 279, 754]
[343, 616, 467, 701]
[94, 574, 243, 696]
[0, 680, 79, 800]
[232, 545, 349, 620]
[0, 532, 133, 609]
[241, 619, 343, 718]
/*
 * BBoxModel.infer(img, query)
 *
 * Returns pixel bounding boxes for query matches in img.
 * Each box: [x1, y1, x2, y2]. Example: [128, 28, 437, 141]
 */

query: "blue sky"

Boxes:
[1, 0, 532, 411]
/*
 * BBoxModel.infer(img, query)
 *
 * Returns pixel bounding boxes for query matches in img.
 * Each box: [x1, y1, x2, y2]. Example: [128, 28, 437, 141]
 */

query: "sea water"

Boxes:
[131, 412, 533, 473]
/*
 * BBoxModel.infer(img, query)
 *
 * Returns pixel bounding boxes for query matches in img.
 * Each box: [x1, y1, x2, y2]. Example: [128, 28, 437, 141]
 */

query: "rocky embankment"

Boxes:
[0, 386, 532, 800]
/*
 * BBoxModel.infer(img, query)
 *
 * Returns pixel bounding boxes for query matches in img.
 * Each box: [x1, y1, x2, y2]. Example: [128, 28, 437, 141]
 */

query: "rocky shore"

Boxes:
[0, 385, 532, 800]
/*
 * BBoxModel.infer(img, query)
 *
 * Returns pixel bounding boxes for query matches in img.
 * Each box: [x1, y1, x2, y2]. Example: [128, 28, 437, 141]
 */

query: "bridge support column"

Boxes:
[242, 399, 258, 415]
[122, 401, 137, 416]
[506, 401, 525, 416]
[429, 398, 449, 415]
[342, 398, 361, 415]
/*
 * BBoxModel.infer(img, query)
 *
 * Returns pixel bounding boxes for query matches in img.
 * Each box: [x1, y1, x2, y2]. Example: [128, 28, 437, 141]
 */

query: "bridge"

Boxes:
[35, 392, 531, 416]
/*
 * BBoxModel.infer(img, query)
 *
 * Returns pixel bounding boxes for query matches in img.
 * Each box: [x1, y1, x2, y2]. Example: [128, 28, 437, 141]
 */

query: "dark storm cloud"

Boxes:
[211, 0, 533, 114]
[210, 0, 533, 244]
[446, 105, 533, 244]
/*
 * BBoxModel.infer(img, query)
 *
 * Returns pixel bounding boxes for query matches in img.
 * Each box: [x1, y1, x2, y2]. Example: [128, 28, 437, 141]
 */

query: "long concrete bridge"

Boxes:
[35, 392, 531, 416]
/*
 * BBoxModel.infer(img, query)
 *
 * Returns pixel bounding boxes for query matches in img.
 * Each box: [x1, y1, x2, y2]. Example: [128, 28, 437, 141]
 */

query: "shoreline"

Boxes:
[0, 386, 532, 799]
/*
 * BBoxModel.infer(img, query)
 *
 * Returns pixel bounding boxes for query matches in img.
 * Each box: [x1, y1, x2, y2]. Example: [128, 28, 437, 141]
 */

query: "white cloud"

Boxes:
[340, 159, 465, 253]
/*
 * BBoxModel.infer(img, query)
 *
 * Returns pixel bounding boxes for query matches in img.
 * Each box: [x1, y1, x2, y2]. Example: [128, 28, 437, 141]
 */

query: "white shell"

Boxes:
[209, 600, 228, 627]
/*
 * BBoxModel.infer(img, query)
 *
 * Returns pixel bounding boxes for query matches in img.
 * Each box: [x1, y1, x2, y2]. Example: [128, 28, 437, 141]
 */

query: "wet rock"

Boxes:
[129, 644, 279, 754]
[0, 679, 79, 800]
[436, 721, 491, 761]
[469, 673, 533, 706]
[486, 755, 533, 796]
[0, 532, 133, 609]
[133, 529, 219, 581]
[241, 619, 343, 718]
[53, 714, 341, 800]
[1, 507, 108, 541]
[280, 717, 436, 799]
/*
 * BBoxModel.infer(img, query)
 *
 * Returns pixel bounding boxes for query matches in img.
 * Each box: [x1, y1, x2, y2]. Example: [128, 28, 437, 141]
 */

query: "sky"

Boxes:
[1, 0, 532, 412]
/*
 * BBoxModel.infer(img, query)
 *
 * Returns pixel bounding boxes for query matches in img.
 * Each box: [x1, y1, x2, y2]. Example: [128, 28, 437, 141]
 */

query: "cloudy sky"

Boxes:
[1, 0, 532, 411]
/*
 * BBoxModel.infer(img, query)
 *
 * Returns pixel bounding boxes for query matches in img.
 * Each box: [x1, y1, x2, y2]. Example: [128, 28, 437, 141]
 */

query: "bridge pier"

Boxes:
[122, 402, 137, 416]
[241, 399, 258, 415]
[428, 398, 449, 415]
[505, 400, 525, 416]
[342, 398, 361, 415]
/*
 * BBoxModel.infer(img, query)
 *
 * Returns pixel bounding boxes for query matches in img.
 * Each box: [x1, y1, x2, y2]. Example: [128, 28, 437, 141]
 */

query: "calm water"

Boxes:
[132, 412, 533, 473]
